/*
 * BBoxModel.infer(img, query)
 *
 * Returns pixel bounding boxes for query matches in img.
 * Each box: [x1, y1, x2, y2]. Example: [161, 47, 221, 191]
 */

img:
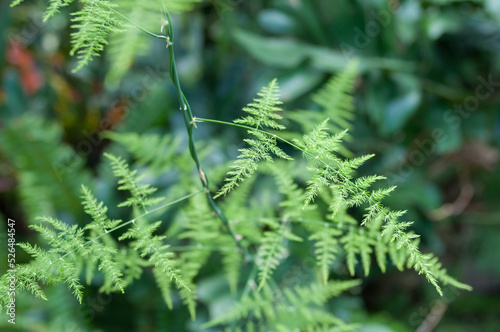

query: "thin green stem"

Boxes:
[169, 245, 236, 252]
[195, 117, 381, 213]
[97, 190, 202, 241]
[195, 117, 311, 159]
[162, 8, 250, 261]
[46, 190, 202, 265]
[106, 6, 168, 40]
[230, 217, 353, 231]
[23, 190, 203, 294]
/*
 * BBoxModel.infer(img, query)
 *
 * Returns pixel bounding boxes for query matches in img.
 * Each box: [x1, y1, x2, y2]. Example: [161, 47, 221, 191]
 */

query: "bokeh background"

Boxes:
[1, 0, 499, 331]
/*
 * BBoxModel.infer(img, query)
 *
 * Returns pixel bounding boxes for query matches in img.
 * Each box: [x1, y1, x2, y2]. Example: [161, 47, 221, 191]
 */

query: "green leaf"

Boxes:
[233, 29, 415, 73]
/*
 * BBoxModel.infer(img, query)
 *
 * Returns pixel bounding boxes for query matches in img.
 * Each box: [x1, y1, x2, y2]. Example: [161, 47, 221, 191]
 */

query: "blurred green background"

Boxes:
[1, 0, 500, 331]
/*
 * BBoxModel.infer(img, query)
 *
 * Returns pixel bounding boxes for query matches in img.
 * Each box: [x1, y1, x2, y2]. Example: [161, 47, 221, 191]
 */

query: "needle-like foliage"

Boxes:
[105, 153, 164, 211]
[0, 7, 472, 329]
[205, 280, 362, 331]
[215, 79, 292, 198]
[69, 0, 121, 72]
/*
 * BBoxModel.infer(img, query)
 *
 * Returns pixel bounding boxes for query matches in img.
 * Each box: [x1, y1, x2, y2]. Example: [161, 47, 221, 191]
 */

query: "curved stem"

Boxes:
[230, 217, 353, 231]
[162, 9, 250, 261]
[106, 6, 168, 40]
[169, 245, 236, 252]
[195, 118, 312, 161]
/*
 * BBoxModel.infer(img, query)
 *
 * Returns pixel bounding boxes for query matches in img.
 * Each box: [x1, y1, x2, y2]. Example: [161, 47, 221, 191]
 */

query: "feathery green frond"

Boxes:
[297, 120, 346, 205]
[256, 220, 302, 290]
[70, 0, 121, 72]
[294, 119, 445, 289]
[356, 229, 375, 277]
[0, 115, 90, 222]
[265, 162, 316, 220]
[105, 0, 157, 87]
[81, 185, 122, 232]
[105, 153, 164, 211]
[105, 131, 181, 174]
[206, 280, 360, 330]
[288, 60, 358, 156]
[235, 79, 285, 130]
[216, 79, 292, 198]
[341, 227, 359, 277]
[18, 217, 88, 302]
[177, 195, 220, 318]
[10, 0, 26, 7]
[43, 0, 73, 21]
[153, 265, 174, 309]
[311, 60, 359, 133]
[222, 245, 242, 294]
[309, 224, 342, 284]
[119, 219, 187, 291]
[0, 9, 473, 327]
[89, 240, 125, 293]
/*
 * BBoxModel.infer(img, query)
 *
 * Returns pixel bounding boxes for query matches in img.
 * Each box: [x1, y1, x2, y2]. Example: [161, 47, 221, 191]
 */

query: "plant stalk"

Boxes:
[162, 9, 250, 262]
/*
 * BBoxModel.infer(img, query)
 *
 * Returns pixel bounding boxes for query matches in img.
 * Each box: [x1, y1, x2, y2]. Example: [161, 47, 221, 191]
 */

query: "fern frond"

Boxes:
[265, 162, 316, 220]
[381, 212, 443, 295]
[256, 229, 285, 290]
[216, 79, 292, 198]
[235, 79, 285, 130]
[119, 220, 187, 290]
[0, 115, 90, 222]
[222, 244, 242, 294]
[288, 60, 358, 156]
[341, 227, 358, 277]
[309, 224, 342, 284]
[153, 265, 173, 309]
[105, 1, 156, 87]
[205, 287, 271, 328]
[70, 0, 121, 72]
[59, 259, 85, 301]
[298, 120, 346, 205]
[180, 193, 243, 302]
[256, 221, 302, 290]
[311, 60, 359, 133]
[29, 216, 125, 295]
[16, 230, 86, 303]
[206, 280, 360, 330]
[114, 247, 144, 288]
[179, 280, 197, 320]
[31, 216, 87, 256]
[220, 177, 264, 249]
[357, 229, 375, 277]
[1, 265, 48, 305]
[374, 238, 388, 273]
[81, 185, 122, 232]
[105, 131, 181, 174]
[43, 0, 73, 21]
[425, 255, 472, 291]
[89, 241, 125, 293]
[105, 153, 164, 211]
[365, 213, 388, 273]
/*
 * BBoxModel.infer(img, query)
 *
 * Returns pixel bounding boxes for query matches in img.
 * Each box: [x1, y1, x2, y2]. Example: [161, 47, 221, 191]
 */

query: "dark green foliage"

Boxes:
[0, 154, 189, 312]
[205, 280, 362, 331]
[0, 115, 91, 222]
[0, 72, 470, 330]
[3, 0, 493, 331]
